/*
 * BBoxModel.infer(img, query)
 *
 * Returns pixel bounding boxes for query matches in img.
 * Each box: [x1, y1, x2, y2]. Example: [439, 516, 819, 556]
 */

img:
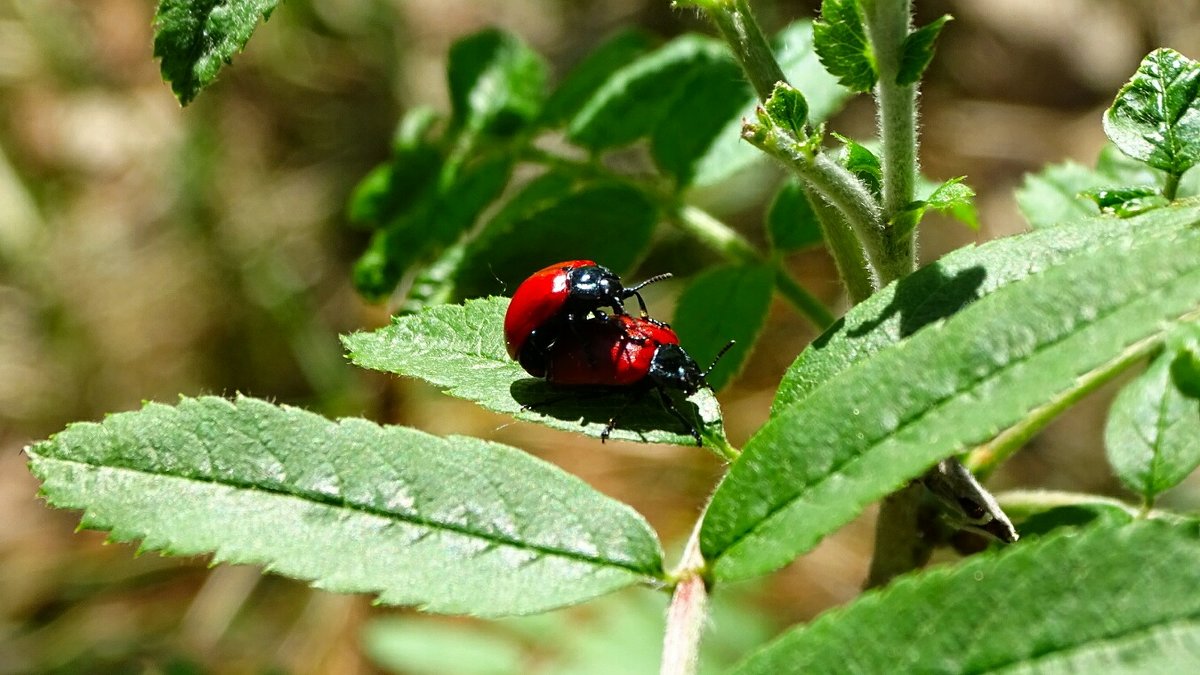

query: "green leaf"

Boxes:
[1080, 185, 1169, 217]
[352, 153, 514, 301]
[153, 0, 279, 105]
[766, 179, 823, 251]
[684, 21, 851, 187]
[1104, 48, 1200, 177]
[1014, 161, 1104, 229]
[448, 173, 658, 301]
[1172, 323, 1200, 398]
[448, 29, 548, 136]
[363, 618, 526, 675]
[672, 264, 775, 392]
[763, 83, 809, 138]
[730, 520, 1200, 674]
[773, 203, 1200, 415]
[812, 0, 876, 92]
[1096, 141, 1167, 187]
[343, 298, 726, 447]
[705, 218, 1200, 581]
[567, 35, 728, 152]
[347, 109, 444, 230]
[652, 56, 750, 185]
[835, 134, 881, 197]
[895, 15, 951, 86]
[26, 396, 664, 617]
[540, 30, 654, 127]
[919, 176, 978, 229]
[1106, 351, 1200, 501]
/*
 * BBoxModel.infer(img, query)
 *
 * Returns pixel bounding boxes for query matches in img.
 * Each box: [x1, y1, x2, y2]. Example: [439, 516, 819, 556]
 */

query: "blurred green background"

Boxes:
[3, 0, 1200, 672]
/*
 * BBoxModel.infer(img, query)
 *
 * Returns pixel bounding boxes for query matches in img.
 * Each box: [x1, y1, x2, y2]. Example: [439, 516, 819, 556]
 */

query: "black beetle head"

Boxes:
[566, 264, 623, 309]
[647, 343, 707, 395]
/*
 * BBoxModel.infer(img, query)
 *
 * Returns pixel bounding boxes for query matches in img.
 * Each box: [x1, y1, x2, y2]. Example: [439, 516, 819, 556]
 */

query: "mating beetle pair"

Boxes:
[504, 260, 727, 445]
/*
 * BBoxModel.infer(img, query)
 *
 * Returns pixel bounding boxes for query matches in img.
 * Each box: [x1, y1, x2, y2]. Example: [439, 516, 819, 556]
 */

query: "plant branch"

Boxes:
[805, 185, 873, 303]
[697, 0, 788, 101]
[674, 204, 836, 330]
[661, 520, 710, 675]
[742, 120, 887, 288]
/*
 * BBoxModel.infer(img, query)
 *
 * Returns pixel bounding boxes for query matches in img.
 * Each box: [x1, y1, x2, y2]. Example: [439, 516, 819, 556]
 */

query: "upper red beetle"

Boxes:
[503, 260, 668, 374]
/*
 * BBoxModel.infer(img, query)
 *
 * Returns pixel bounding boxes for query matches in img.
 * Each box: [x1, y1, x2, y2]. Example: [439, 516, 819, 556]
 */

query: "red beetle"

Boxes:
[503, 260, 668, 374]
[534, 314, 729, 445]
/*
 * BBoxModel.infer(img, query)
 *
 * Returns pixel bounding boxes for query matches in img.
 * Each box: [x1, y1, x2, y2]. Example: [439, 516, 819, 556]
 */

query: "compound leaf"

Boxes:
[540, 30, 654, 127]
[26, 396, 664, 617]
[567, 35, 727, 152]
[773, 204, 1200, 414]
[447, 172, 658, 301]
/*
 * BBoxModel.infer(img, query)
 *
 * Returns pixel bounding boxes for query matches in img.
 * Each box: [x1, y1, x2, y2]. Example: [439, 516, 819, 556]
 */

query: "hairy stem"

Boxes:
[805, 186, 873, 303]
[661, 522, 710, 675]
[860, 0, 942, 588]
[862, 0, 918, 241]
[742, 124, 887, 288]
[703, 0, 787, 100]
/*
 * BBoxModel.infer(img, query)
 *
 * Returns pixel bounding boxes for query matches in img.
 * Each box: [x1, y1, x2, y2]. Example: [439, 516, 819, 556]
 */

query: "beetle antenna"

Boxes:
[702, 340, 736, 380]
[622, 272, 672, 316]
[489, 264, 507, 294]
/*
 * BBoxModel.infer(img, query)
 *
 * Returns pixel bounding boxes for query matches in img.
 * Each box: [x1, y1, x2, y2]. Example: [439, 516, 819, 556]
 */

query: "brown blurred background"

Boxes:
[2, 0, 1200, 672]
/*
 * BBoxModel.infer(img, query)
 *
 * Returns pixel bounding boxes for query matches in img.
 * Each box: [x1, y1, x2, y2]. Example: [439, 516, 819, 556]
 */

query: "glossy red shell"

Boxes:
[504, 260, 595, 360]
[545, 315, 679, 387]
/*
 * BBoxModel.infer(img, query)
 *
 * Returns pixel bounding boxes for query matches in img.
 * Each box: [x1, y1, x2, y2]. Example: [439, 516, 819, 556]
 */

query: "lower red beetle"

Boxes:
[531, 314, 731, 446]
[503, 260, 669, 376]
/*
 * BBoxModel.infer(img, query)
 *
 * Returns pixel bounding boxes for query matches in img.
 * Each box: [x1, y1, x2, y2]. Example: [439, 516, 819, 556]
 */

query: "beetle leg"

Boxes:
[656, 387, 702, 447]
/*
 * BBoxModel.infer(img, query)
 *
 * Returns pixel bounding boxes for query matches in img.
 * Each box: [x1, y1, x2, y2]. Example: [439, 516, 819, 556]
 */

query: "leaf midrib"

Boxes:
[712, 260, 1200, 560]
[31, 452, 661, 577]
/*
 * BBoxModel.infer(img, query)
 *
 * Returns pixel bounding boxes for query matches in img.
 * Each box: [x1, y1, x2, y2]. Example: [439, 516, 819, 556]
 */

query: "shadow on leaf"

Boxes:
[840, 264, 988, 342]
[508, 378, 699, 443]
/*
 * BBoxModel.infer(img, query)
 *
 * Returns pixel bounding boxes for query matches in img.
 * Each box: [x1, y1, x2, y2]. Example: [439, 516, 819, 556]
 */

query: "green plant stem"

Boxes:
[805, 186, 873, 303]
[862, 0, 918, 239]
[674, 204, 836, 329]
[993, 489, 1190, 525]
[742, 125, 887, 287]
[858, 0, 934, 590]
[661, 521, 709, 675]
[701, 0, 787, 101]
[775, 268, 838, 329]
[965, 327, 1177, 478]
[1165, 172, 1182, 201]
